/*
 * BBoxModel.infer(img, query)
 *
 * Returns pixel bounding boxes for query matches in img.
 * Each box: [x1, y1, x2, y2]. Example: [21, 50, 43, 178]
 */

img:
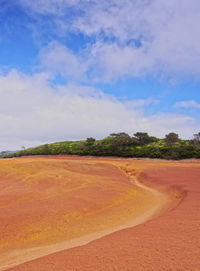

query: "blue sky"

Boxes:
[0, 0, 200, 150]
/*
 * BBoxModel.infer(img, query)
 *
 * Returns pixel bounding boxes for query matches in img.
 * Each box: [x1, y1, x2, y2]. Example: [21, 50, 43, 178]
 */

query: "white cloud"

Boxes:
[84, 0, 200, 81]
[175, 100, 200, 109]
[87, 42, 152, 81]
[19, 0, 200, 82]
[0, 70, 198, 151]
[39, 41, 88, 80]
[124, 97, 159, 108]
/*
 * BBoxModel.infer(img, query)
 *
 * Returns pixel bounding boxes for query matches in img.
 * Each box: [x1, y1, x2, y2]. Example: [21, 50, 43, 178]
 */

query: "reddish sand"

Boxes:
[1, 156, 200, 270]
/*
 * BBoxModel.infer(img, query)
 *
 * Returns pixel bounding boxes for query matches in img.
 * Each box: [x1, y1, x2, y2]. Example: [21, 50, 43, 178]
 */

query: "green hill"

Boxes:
[3, 132, 200, 160]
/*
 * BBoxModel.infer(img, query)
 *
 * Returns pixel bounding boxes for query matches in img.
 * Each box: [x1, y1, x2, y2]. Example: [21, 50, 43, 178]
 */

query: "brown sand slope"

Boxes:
[1, 157, 200, 270]
[0, 156, 168, 270]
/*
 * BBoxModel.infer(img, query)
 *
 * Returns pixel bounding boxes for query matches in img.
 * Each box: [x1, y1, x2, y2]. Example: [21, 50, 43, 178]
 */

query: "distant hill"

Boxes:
[3, 132, 200, 160]
[0, 150, 19, 157]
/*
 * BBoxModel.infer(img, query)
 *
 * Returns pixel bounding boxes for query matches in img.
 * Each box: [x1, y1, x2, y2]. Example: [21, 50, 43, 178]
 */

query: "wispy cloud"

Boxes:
[39, 41, 88, 80]
[19, 0, 200, 82]
[19, 0, 80, 15]
[175, 100, 200, 109]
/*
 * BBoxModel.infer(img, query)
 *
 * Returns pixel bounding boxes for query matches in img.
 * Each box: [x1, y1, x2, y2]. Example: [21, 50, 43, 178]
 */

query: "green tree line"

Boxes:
[2, 132, 200, 160]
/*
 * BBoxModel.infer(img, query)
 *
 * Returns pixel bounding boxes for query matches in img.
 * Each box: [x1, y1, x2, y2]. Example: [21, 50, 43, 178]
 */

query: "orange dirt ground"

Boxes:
[0, 156, 200, 270]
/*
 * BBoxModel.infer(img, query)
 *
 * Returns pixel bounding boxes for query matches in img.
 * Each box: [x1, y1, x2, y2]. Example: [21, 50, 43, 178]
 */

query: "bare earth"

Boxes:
[0, 156, 200, 270]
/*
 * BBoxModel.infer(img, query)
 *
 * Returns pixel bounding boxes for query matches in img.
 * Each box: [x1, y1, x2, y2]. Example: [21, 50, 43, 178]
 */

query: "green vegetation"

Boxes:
[2, 132, 200, 160]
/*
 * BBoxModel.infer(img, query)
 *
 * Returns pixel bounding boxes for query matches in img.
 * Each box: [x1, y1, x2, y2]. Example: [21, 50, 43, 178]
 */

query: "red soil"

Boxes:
[1, 157, 200, 270]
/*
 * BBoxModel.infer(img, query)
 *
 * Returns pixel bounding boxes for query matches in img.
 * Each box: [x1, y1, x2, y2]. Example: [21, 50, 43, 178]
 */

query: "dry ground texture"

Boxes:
[0, 156, 200, 270]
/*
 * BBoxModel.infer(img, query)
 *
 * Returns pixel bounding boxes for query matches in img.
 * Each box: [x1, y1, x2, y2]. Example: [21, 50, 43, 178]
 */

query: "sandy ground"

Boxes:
[1, 156, 200, 270]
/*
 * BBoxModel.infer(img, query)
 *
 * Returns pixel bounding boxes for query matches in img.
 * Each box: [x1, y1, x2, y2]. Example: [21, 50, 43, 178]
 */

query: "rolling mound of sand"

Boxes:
[0, 156, 168, 270]
[1, 156, 200, 270]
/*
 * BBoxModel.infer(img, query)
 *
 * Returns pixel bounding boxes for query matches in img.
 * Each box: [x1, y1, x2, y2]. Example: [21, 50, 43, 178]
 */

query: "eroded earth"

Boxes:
[0, 156, 200, 270]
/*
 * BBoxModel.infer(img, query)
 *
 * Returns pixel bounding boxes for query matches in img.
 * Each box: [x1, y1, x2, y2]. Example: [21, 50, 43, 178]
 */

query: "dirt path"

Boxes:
[0, 170, 168, 271]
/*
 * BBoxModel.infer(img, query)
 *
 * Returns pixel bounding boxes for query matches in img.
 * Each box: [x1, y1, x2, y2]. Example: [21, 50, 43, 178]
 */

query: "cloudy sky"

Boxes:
[0, 0, 200, 150]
